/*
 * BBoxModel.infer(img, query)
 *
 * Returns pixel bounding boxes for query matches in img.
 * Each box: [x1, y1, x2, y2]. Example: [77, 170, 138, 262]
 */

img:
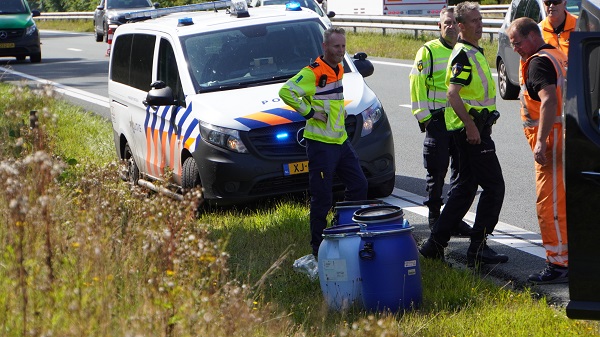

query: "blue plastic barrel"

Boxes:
[332, 200, 385, 226]
[353, 205, 406, 231]
[318, 224, 363, 311]
[355, 207, 422, 313]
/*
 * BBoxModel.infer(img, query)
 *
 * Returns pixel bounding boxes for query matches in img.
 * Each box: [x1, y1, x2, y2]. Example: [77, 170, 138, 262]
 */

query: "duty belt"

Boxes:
[430, 108, 445, 116]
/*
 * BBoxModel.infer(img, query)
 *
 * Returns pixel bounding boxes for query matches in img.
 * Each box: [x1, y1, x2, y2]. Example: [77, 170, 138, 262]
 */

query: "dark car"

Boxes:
[0, 0, 41, 63]
[565, 0, 600, 321]
[93, 0, 158, 42]
[495, 0, 581, 100]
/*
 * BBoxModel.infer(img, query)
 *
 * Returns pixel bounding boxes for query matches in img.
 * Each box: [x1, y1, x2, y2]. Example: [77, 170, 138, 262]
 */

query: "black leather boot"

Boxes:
[419, 239, 445, 261]
[466, 239, 509, 268]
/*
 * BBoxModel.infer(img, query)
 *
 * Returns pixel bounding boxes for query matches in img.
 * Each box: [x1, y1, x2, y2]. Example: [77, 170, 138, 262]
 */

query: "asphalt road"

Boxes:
[0, 30, 571, 306]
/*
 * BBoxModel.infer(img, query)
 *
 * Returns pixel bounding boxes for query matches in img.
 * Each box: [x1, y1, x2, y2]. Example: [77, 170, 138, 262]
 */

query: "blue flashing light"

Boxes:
[178, 17, 194, 26]
[276, 132, 289, 140]
[285, 1, 302, 11]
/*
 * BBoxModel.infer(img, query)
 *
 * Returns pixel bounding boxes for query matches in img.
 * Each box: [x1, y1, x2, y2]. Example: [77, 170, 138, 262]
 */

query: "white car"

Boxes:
[495, 0, 581, 99]
[108, 0, 395, 206]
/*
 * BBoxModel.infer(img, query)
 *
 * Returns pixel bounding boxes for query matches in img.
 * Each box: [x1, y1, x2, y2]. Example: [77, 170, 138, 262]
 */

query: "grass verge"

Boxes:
[0, 82, 599, 335]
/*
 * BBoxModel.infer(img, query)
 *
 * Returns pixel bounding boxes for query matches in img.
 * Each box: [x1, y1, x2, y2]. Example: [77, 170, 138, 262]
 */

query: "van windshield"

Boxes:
[0, 0, 27, 14]
[181, 19, 325, 93]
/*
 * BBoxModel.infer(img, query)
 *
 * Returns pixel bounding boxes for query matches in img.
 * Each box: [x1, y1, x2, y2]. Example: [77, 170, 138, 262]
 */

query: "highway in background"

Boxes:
[0, 30, 570, 304]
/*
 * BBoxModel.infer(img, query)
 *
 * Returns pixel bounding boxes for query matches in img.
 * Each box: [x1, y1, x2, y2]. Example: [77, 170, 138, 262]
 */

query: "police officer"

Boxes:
[419, 2, 508, 268]
[409, 7, 471, 236]
[507, 17, 568, 284]
[279, 27, 368, 258]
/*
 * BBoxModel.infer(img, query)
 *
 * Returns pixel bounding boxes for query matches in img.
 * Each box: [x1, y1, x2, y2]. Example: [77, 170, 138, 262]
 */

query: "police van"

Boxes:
[108, 0, 396, 206]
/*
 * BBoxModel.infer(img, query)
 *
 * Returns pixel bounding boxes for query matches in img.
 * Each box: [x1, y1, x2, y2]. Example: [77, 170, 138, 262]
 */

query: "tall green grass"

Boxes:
[1, 82, 598, 335]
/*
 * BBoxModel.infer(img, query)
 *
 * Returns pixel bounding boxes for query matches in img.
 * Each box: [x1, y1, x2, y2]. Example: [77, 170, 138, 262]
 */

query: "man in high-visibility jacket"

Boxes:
[508, 17, 568, 284]
[539, 0, 577, 55]
[409, 7, 471, 236]
[279, 27, 368, 258]
[419, 1, 508, 268]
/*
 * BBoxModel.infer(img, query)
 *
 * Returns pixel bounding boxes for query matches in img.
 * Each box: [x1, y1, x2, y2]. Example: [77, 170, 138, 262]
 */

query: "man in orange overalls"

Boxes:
[508, 17, 568, 284]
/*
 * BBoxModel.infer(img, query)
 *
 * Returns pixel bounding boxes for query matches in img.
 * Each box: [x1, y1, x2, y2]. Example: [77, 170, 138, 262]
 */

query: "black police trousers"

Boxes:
[423, 111, 460, 211]
[430, 126, 505, 246]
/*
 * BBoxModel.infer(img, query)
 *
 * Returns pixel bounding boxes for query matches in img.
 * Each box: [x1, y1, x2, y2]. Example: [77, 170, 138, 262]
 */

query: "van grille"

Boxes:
[247, 115, 359, 159]
[0, 29, 25, 41]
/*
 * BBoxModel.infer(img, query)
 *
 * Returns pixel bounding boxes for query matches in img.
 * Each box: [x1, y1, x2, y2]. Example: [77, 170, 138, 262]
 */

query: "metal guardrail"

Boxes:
[37, 4, 508, 41]
[330, 14, 503, 41]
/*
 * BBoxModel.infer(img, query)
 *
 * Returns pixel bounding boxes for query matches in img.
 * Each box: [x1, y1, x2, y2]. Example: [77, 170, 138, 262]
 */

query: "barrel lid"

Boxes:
[352, 205, 404, 223]
[335, 200, 384, 208]
[323, 224, 361, 235]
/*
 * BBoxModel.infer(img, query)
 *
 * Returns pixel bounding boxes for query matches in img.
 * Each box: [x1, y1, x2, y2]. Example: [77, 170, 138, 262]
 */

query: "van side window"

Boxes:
[111, 33, 155, 90]
[158, 38, 185, 106]
[111, 34, 133, 85]
[586, 43, 600, 131]
[129, 34, 156, 91]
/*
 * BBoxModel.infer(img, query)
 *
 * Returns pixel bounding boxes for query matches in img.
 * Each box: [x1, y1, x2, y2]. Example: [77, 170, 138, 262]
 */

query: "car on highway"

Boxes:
[564, 0, 600, 321]
[496, 0, 582, 99]
[0, 0, 41, 63]
[93, 0, 159, 42]
[108, 0, 396, 207]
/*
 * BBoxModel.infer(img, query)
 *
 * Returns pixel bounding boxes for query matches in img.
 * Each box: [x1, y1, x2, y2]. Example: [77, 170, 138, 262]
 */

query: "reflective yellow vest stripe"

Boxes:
[409, 39, 453, 122]
[444, 42, 496, 131]
[279, 57, 347, 144]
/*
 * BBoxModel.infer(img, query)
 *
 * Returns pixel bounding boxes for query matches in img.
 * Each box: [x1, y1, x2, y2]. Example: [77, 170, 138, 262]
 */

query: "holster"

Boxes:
[419, 108, 445, 133]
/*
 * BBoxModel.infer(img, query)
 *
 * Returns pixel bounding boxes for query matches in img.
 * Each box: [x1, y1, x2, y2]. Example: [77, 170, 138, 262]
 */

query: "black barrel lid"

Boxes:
[323, 224, 361, 235]
[352, 205, 404, 223]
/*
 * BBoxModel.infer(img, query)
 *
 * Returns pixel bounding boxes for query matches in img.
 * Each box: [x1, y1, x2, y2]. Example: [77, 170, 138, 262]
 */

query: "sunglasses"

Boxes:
[544, 0, 563, 6]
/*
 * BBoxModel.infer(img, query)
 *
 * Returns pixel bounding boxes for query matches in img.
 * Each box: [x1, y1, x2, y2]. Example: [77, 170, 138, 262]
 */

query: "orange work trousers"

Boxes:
[524, 124, 568, 267]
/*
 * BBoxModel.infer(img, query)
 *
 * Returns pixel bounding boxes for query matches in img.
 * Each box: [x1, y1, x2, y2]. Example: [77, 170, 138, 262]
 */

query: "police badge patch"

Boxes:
[417, 60, 423, 72]
[452, 63, 463, 77]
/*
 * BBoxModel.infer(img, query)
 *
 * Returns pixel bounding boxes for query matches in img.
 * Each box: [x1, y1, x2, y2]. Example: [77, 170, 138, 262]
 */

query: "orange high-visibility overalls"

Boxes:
[520, 47, 568, 267]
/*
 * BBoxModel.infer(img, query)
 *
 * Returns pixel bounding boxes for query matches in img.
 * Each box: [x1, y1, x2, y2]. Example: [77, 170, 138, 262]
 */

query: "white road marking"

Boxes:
[67, 48, 83, 52]
[383, 187, 546, 259]
[0, 66, 109, 108]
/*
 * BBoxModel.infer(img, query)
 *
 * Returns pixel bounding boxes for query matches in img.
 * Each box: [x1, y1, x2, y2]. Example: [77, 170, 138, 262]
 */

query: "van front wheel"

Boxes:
[124, 144, 139, 185]
[182, 157, 205, 207]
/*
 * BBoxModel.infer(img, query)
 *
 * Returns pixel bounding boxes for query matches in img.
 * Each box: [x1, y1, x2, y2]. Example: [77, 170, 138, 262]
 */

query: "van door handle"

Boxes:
[582, 171, 600, 185]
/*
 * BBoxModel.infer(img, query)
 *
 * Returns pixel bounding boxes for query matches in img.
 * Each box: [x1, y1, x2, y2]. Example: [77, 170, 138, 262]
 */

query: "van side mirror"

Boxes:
[144, 81, 176, 106]
[353, 52, 374, 78]
[327, 11, 335, 18]
[153, 2, 160, 8]
[31, 10, 40, 17]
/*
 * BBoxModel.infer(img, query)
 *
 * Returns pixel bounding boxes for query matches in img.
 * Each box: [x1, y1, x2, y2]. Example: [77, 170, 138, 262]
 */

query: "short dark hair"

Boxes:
[508, 17, 542, 39]
[324, 27, 345, 44]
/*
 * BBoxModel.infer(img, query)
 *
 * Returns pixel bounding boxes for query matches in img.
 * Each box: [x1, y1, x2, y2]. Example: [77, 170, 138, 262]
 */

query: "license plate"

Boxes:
[407, 10, 422, 15]
[283, 161, 309, 175]
[0, 43, 15, 48]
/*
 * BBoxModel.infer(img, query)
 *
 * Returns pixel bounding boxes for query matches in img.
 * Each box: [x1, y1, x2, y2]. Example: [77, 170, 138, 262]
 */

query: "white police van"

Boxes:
[109, 0, 395, 206]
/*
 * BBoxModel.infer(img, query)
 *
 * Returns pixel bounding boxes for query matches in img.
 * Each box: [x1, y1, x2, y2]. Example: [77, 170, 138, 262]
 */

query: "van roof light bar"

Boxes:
[119, 0, 232, 22]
